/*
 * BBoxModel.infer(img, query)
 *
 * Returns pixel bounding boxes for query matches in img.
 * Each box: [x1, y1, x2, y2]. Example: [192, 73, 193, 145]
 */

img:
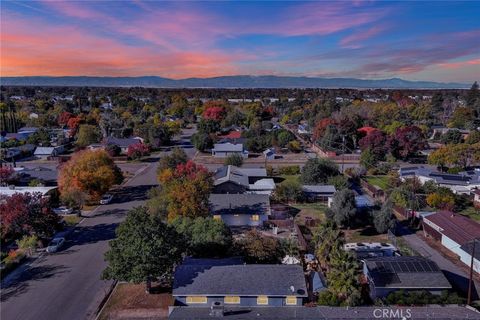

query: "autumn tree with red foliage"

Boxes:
[312, 118, 335, 141]
[127, 143, 150, 160]
[58, 111, 74, 127]
[0, 192, 60, 241]
[0, 166, 15, 186]
[58, 150, 123, 201]
[359, 129, 388, 160]
[387, 126, 427, 160]
[155, 161, 213, 221]
[66, 116, 82, 137]
[203, 107, 226, 121]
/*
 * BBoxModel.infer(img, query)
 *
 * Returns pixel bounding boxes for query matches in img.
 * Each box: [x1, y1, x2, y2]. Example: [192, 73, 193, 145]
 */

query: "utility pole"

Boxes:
[467, 238, 478, 305]
[341, 135, 346, 173]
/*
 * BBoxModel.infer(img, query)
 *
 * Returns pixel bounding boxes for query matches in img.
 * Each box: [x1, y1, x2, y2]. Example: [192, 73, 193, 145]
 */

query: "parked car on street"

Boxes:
[46, 237, 65, 253]
[100, 194, 114, 205]
[53, 206, 73, 215]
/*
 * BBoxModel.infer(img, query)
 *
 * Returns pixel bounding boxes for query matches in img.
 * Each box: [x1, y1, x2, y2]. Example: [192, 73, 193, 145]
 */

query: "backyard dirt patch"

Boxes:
[98, 283, 172, 320]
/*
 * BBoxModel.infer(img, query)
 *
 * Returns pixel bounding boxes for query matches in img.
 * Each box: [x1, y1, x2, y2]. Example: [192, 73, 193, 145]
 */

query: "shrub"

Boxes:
[278, 165, 300, 175]
[224, 153, 243, 167]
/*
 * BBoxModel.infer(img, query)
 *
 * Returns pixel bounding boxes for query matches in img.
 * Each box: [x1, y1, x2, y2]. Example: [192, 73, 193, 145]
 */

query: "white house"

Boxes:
[211, 143, 248, 158]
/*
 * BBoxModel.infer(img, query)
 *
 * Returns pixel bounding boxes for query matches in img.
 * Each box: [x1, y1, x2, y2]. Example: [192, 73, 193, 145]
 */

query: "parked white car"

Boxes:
[53, 206, 73, 215]
[46, 237, 65, 253]
[100, 194, 114, 205]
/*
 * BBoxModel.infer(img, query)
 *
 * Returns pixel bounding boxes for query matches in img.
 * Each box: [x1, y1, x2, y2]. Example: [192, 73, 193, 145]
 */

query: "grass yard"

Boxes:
[62, 215, 82, 226]
[292, 202, 328, 225]
[364, 175, 390, 190]
[343, 226, 390, 244]
[458, 206, 480, 222]
[279, 174, 300, 184]
[98, 283, 172, 320]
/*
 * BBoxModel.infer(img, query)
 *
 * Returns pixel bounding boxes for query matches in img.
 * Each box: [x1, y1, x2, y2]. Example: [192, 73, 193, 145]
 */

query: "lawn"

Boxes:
[62, 215, 82, 226]
[458, 206, 480, 222]
[364, 175, 390, 190]
[291, 202, 328, 225]
[98, 283, 172, 320]
[279, 174, 300, 184]
[343, 226, 389, 244]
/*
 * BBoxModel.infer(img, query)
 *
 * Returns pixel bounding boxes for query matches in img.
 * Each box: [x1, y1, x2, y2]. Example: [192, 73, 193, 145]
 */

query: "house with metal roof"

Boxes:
[212, 166, 275, 195]
[363, 256, 452, 299]
[209, 193, 271, 227]
[302, 185, 336, 207]
[211, 142, 248, 158]
[423, 211, 480, 274]
[34, 146, 65, 160]
[172, 258, 307, 307]
[399, 166, 480, 195]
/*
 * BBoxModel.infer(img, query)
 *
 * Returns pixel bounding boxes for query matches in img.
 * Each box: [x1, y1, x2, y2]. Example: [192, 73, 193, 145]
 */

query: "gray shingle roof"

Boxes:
[173, 264, 307, 297]
[169, 306, 480, 319]
[105, 137, 142, 148]
[212, 143, 244, 152]
[364, 256, 451, 289]
[209, 194, 270, 215]
[302, 185, 336, 194]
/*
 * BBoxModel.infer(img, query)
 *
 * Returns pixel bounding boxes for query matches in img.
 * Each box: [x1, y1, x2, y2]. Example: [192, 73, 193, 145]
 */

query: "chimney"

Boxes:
[209, 301, 224, 317]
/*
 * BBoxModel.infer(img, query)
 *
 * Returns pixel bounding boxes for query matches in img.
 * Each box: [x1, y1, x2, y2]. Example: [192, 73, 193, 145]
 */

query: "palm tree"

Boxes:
[313, 222, 344, 272]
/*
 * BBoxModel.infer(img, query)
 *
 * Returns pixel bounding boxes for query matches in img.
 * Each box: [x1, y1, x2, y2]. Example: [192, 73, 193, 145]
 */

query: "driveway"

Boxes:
[0, 128, 197, 320]
[398, 226, 480, 300]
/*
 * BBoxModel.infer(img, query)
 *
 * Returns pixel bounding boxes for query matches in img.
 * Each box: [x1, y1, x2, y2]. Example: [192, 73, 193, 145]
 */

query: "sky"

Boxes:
[1, 0, 479, 82]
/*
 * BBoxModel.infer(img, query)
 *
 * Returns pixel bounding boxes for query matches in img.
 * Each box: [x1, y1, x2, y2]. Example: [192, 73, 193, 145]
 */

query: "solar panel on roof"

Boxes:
[392, 262, 402, 272]
[399, 262, 409, 272]
[427, 261, 439, 272]
[421, 261, 433, 272]
[406, 262, 417, 272]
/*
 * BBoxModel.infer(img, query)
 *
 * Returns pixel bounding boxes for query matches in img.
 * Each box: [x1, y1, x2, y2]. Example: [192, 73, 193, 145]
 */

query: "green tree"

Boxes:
[240, 229, 283, 263]
[274, 180, 303, 202]
[27, 128, 51, 146]
[102, 207, 184, 293]
[327, 175, 349, 190]
[313, 222, 344, 271]
[224, 153, 243, 166]
[326, 189, 357, 228]
[171, 217, 232, 258]
[277, 130, 295, 148]
[373, 199, 396, 234]
[191, 133, 214, 152]
[158, 147, 188, 173]
[360, 148, 377, 169]
[301, 158, 339, 184]
[76, 124, 101, 147]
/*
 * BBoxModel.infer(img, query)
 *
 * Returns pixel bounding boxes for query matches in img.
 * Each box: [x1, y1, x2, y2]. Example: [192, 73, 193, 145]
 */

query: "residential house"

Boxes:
[363, 256, 452, 299]
[15, 166, 58, 186]
[422, 211, 480, 274]
[104, 137, 143, 154]
[212, 166, 275, 195]
[5, 144, 36, 160]
[399, 166, 480, 195]
[430, 127, 470, 140]
[343, 242, 398, 259]
[211, 142, 248, 158]
[209, 193, 271, 227]
[173, 258, 307, 307]
[302, 185, 336, 207]
[34, 146, 65, 160]
[297, 124, 310, 135]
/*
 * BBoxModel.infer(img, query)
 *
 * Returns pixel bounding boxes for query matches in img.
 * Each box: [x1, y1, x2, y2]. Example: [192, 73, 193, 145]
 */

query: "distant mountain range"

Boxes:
[0, 75, 470, 89]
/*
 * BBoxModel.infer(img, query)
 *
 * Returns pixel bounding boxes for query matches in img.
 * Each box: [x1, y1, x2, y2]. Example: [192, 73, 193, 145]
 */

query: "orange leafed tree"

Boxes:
[157, 160, 213, 221]
[58, 150, 123, 201]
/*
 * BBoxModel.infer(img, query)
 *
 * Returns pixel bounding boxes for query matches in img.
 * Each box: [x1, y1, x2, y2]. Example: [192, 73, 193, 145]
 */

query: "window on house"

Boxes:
[285, 296, 297, 305]
[186, 296, 207, 304]
[224, 296, 240, 304]
[251, 214, 259, 221]
[257, 296, 268, 305]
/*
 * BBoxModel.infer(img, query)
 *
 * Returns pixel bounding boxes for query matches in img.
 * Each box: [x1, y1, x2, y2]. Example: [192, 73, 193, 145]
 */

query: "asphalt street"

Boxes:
[0, 128, 197, 320]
